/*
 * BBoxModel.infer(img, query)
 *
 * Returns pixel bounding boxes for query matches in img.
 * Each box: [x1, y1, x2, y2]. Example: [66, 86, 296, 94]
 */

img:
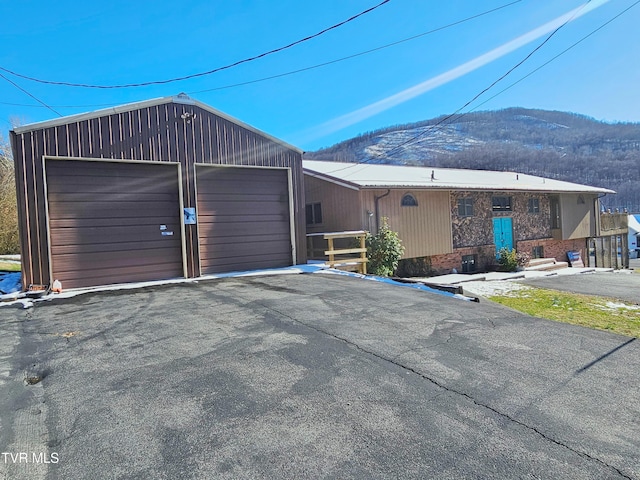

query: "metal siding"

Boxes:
[46, 160, 184, 289]
[361, 189, 453, 258]
[304, 175, 363, 233]
[10, 99, 306, 290]
[196, 166, 293, 273]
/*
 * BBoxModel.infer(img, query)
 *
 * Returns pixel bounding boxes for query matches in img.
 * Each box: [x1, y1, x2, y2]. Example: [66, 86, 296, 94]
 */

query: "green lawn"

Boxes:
[489, 287, 640, 338]
[0, 260, 20, 272]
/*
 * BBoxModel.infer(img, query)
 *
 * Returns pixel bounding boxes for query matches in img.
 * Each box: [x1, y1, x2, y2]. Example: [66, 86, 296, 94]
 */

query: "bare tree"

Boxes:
[0, 134, 20, 254]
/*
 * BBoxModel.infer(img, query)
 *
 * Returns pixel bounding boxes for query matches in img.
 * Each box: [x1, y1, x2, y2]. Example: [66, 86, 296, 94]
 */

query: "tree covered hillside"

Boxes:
[306, 108, 640, 211]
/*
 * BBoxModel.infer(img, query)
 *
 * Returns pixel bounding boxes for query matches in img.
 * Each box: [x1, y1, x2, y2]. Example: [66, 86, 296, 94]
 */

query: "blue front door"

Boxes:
[493, 217, 513, 254]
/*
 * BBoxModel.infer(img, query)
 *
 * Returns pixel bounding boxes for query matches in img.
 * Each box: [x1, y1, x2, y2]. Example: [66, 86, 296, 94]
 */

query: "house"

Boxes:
[303, 160, 614, 275]
[10, 95, 306, 290]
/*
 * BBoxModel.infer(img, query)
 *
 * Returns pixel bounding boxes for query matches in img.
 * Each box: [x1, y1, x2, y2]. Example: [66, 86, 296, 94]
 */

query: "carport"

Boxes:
[10, 94, 306, 290]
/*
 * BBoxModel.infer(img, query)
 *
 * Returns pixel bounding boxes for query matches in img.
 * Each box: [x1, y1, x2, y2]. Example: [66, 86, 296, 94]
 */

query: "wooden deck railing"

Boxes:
[599, 212, 628, 236]
[306, 230, 369, 274]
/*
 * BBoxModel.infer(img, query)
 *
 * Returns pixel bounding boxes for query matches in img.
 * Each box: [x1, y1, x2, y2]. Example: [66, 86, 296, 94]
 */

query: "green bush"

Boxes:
[366, 217, 404, 276]
[497, 248, 530, 272]
[396, 257, 433, 277]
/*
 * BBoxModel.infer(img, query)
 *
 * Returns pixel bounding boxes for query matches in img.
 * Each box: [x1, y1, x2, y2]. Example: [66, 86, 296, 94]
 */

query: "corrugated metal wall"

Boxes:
[10, 99, 306, 288]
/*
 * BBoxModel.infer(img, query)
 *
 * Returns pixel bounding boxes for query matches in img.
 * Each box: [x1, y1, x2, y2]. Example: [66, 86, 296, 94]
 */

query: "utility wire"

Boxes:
[374, 0, 592, 162]
[0, 72, 62, 117]
[467, 0, 640, 114]
[0, 0, 523, 108]
[0, 0, 393, 89]
[190, 0, 522, 94]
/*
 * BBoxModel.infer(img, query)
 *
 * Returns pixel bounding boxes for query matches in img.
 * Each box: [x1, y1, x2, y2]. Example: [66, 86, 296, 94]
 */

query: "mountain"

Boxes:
[305, 108, 640, 211]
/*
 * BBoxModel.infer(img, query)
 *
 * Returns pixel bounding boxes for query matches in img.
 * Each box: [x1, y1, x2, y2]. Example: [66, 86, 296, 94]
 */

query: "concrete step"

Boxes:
[525, 260, 569, 271]
[527, 258, 557, 268]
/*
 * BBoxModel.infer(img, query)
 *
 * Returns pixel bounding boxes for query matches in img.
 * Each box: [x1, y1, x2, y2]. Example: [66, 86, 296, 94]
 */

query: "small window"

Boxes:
[306, 203, 322, 225]
[528, 198, 540, 213]
[401, 193, 418, 207]
[461, 254, 477, 273]
[532, 246, 544, 259]
[492, 196, 512, 212]
[577, 195, 585, 204]
[457, 197, 474, 217]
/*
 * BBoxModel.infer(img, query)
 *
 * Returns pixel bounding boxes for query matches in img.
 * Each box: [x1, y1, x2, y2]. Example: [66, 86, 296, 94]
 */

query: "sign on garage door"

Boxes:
[45, 159, 185, 289]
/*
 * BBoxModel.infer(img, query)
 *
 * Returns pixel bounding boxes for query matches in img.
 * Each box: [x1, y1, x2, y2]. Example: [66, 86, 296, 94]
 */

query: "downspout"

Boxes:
[374, 189, 391, 232]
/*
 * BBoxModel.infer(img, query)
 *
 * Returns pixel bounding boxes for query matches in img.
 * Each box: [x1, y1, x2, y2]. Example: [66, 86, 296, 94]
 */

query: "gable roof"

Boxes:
[303, 160, 615, 194]
[12, 94, 302, 153]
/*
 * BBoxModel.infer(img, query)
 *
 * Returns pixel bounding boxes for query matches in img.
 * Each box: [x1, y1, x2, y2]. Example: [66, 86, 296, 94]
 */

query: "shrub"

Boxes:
[0, 140, 20, 255]
[366, 217, 404, 276]
[497, 248, 530, 271]
[396, 257, 433, 277]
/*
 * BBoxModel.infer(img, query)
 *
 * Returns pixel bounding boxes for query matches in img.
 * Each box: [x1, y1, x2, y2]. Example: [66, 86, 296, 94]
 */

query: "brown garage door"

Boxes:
[45, 159, 184, 289]
[196, 166, 292, 274]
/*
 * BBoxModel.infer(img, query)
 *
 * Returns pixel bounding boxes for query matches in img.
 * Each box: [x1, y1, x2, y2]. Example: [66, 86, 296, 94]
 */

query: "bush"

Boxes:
[396, 257, 433, 277]
[366, 217, 404, 276]
[497, 248, 530, 272]
[0, 140, 20, 255]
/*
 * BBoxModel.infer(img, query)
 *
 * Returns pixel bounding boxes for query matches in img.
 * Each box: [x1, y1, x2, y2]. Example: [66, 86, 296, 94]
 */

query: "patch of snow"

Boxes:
[1, 264, 479, 308]
[601, 301, 640, 311]
[460, 280, 532, 298]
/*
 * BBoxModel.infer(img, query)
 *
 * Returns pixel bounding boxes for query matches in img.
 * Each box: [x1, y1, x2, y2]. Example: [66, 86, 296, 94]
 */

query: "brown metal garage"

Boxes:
[45, 159, 185, 289]
[10, 95, 306, 290]
[196, 165, 294, 274]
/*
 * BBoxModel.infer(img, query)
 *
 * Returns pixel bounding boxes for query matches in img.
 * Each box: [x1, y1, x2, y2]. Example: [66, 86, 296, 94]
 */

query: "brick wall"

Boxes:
[516, 238, 586, 263]
[451, 191, 551, 248]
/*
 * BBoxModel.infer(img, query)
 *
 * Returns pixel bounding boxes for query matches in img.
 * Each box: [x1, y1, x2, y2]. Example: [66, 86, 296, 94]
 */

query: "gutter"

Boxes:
[374, 189, 391, 232]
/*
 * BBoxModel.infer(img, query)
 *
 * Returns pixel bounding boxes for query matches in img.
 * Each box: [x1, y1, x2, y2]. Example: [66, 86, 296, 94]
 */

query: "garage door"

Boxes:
[45, 159, 185, 289]
[196, 166, 292, 274]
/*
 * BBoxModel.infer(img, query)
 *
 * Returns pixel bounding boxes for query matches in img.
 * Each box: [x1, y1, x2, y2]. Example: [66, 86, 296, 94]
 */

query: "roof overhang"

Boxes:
[12, 94, 302, 154]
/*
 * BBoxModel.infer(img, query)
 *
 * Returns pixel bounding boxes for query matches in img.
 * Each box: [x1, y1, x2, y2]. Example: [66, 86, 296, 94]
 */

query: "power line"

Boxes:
[190, 0, 523, 94]
[321, 0, 633, 176]
[0, 72, 62, 117]
[0, 0, 394, 89]
[375, 0, 593, 161]
[0, 0, 523, 108]
[467, 0, 640, 114]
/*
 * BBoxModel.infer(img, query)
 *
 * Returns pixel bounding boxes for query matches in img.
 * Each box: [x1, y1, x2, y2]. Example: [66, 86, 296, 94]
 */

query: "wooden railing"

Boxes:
[306, 230, 369, 274]
[599, 212, 628, 236]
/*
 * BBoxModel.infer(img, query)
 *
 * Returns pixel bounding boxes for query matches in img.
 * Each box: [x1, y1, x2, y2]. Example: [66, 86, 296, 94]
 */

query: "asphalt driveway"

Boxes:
[1, 273, 639, 479]
[522, 271, 640, 304]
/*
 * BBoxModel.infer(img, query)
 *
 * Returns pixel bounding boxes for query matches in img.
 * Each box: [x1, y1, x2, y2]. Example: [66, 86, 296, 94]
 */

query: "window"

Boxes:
[550, 197, 560, 229]
[577, 194, 585, 204]
[492, 196, 512, 212]
[305, 203, 322, 225]
[532, 246, 544, 259]
[401, 193, 418, 207]
[528, 198, 540, 213]
[461, 254, 477, 273]
[457, 197, 474, 217]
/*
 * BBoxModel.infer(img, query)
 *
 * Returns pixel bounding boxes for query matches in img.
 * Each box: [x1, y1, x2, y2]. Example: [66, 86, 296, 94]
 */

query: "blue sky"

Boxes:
[0, 0, 638, 151]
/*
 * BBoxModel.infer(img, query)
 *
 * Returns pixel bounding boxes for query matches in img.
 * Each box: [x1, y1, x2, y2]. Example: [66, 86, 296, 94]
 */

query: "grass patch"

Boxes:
[489, 286, 640, 338]
[0, 260, 20, 272]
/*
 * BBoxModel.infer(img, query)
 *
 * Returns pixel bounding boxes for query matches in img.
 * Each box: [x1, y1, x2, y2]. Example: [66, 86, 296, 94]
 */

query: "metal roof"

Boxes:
[12, 94, 302, 154]
[303, 160, 615, 194]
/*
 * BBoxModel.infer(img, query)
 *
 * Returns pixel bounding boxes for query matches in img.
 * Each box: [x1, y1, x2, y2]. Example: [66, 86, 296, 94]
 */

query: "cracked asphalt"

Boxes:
[1, 273, 639, 479]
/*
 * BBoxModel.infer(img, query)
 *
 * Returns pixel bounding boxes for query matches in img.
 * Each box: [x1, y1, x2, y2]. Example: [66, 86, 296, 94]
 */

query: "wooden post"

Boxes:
[327, 237, 335, 268]
[360, 234, 367, 275]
